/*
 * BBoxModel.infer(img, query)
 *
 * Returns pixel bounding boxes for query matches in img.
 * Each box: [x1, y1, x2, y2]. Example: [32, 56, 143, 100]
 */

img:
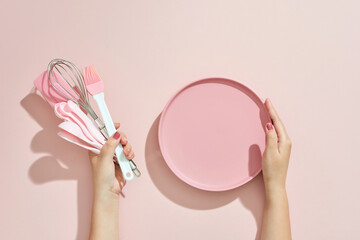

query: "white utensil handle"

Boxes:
[93, 92, 134, 181]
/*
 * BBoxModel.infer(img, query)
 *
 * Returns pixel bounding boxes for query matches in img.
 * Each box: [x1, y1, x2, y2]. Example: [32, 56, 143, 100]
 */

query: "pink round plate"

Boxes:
[158, 78, 270, 191]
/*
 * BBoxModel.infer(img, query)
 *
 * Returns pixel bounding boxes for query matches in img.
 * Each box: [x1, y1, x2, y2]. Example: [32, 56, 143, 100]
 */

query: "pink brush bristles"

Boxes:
[83, 65, 104, 96]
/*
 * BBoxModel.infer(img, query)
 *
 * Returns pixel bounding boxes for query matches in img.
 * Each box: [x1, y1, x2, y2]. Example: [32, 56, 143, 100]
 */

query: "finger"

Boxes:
[114, 122, 120, 129]
[265, 99, 289, 145]
[88, 150, 98, 159]
[127, 151, 135, 160]
[123, 143, 132, 156]
[99, 130, 121, 161]
[119, 133, 128, 145]
[88, 150, 99, 166]
[264, 122, 278, 154]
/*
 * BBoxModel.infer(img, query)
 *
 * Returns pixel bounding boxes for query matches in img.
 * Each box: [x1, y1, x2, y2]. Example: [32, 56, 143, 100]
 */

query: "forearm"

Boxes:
[261, 186, 291, 240]
[89, 192, 120, 240]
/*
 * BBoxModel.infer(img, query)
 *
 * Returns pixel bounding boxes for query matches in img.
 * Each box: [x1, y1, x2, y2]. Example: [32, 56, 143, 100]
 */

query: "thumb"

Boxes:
[99, 130, 121, 161]
[264, 122, 278, 154]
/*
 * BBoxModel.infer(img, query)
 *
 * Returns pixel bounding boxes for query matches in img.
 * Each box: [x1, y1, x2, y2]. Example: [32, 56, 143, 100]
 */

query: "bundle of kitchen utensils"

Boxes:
[34, 58, 140, 181]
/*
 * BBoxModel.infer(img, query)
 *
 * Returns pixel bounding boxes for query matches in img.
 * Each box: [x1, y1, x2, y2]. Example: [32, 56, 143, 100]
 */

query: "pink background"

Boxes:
[1, 0, 359, 239]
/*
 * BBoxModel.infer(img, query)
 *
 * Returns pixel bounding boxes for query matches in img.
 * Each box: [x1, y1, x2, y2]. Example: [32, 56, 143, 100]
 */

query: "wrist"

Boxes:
[264, 182, 287, 198]
[93, 190, 119, 209]
[94, 189, 120, 200]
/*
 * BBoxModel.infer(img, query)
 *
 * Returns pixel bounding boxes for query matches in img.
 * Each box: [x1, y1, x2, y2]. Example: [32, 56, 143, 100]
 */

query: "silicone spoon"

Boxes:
[66, 100, 106, 144]
[54, 102, 100, 144]
[58, 121, 103, 150]
[58, 130, 101, 154]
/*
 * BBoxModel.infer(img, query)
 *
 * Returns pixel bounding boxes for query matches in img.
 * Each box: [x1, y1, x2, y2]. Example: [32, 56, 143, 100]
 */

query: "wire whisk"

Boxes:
[47, 58, 108, 138]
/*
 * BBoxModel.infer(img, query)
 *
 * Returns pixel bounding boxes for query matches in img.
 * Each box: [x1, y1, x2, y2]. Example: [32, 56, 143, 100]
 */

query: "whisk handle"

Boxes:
[93, 92, 134, 181]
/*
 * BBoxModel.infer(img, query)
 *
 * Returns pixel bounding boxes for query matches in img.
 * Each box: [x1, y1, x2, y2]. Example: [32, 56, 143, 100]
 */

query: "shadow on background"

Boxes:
[21, 90, 92, 240]
[145, 114, 265, 240]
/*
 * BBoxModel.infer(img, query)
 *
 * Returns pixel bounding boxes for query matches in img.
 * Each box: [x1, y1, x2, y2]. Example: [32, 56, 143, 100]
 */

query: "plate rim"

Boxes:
[158, 77, 269, 191]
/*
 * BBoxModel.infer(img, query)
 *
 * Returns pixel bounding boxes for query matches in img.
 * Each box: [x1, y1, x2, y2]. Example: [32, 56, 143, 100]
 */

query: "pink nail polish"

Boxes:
[266, 123, 273, 130]
[123, 136, 127, 143]
[113, 132, 120, 140]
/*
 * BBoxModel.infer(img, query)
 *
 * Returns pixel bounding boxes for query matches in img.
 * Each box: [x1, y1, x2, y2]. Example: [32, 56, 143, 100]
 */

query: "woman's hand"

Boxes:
[262, 98, 292, 193]
[261, 98, 292, 240]
[88, 122, 135, 240]
[88, 122, 135, 197]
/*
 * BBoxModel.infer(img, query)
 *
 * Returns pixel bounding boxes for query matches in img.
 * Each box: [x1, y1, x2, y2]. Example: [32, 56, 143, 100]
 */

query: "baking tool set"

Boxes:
[34, 58, 141, 181]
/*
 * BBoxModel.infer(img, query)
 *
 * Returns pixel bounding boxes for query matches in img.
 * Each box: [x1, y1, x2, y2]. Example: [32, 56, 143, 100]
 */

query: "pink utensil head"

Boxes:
[58, 121, 103, 150]
[158, 78, 270, 191]
[83, 65, 104, 96]
[54, 101, 105, 145]
[57, 129, 101, 155]
[34, 71, 77, 107]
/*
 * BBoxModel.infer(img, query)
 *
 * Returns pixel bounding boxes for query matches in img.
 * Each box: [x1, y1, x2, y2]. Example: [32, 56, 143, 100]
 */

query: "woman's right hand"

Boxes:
[262, 98, 292, 193]
[261, 98, 292, 240]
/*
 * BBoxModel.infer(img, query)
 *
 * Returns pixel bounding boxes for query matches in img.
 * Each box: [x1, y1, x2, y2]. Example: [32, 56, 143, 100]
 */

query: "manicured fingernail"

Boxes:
[125, 147, 130, 154]
[113, 132, 120, 140]
[122, 136, 127, 143]
[266, 123, 273, 130]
